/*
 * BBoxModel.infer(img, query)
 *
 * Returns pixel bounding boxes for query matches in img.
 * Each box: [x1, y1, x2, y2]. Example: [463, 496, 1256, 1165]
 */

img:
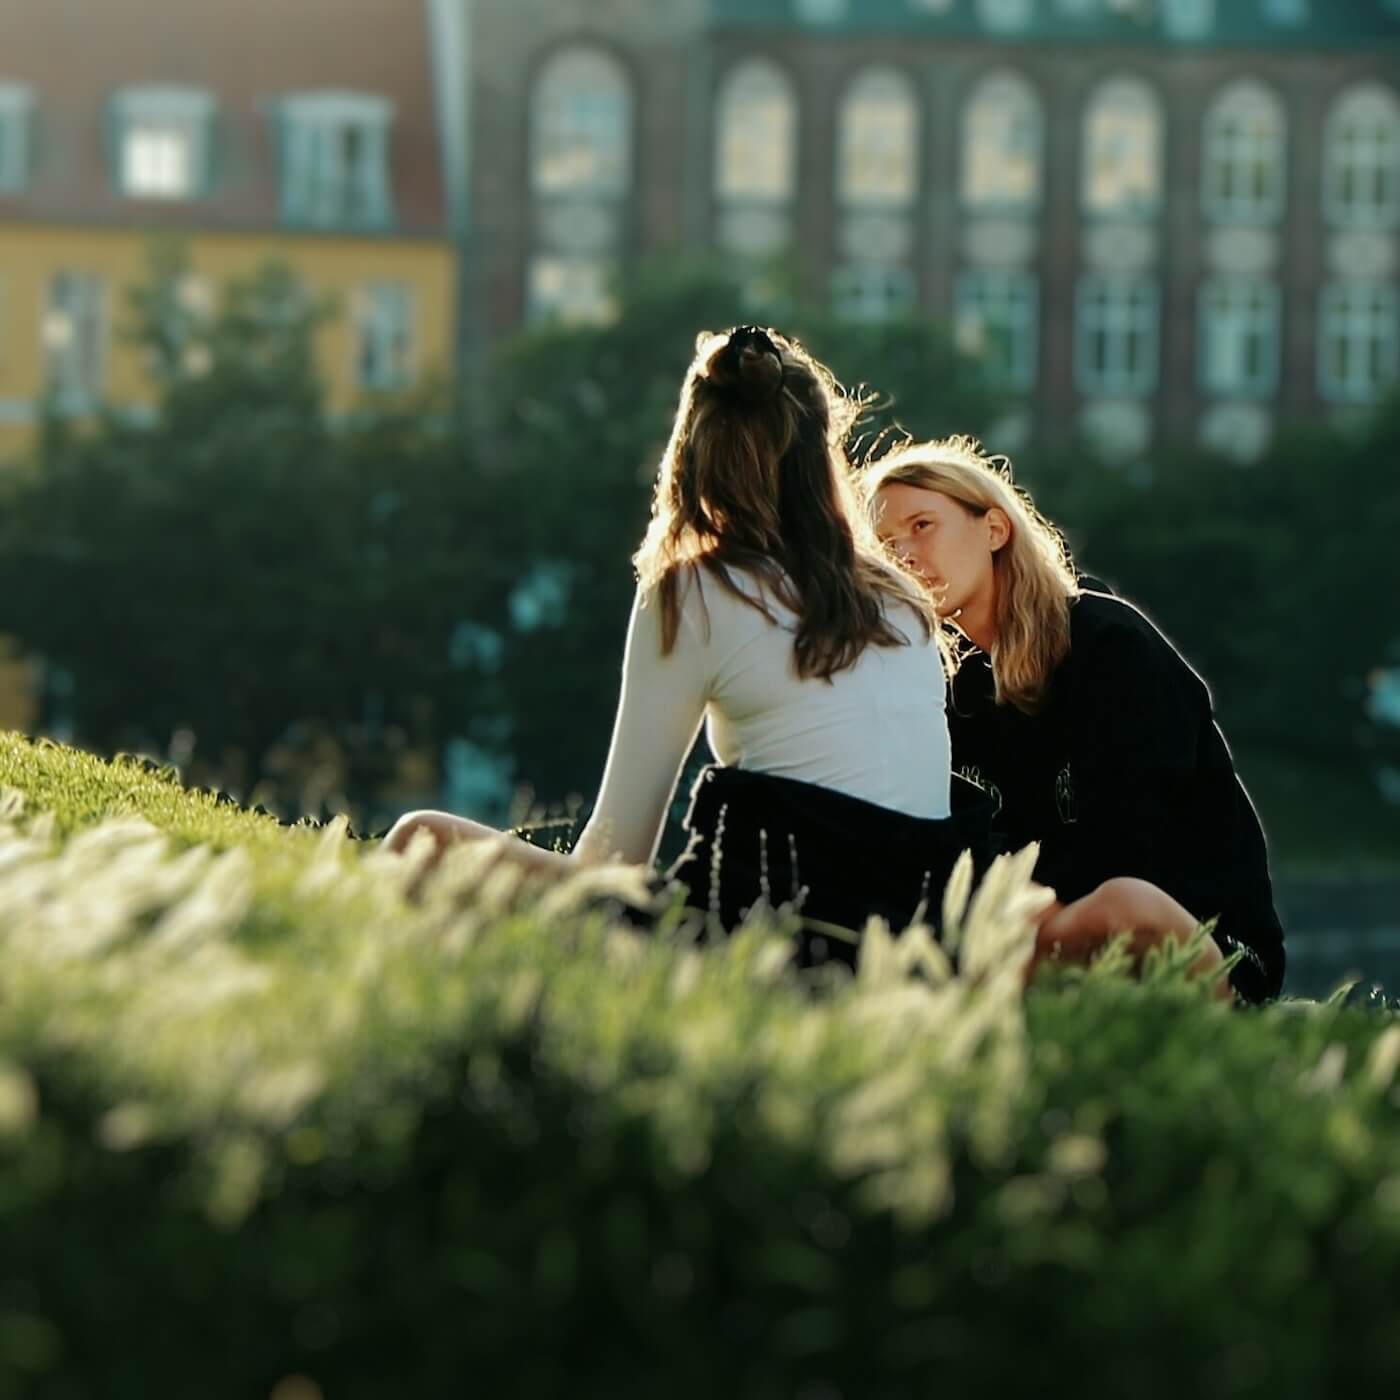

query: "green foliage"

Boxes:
[0, 243, 513, 826]
[1, 734, 1399, 1398]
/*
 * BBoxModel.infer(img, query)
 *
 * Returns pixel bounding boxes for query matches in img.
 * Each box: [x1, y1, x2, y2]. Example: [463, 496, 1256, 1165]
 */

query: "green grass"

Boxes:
[1, 728, 1398, 1399]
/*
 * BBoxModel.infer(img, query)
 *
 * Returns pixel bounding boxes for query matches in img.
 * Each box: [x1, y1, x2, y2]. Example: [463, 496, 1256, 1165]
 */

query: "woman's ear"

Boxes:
[986, 506, 1011, 553]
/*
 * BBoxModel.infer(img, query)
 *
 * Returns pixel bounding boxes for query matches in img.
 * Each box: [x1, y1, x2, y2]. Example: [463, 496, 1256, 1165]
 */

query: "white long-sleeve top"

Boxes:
[572, 566, 952, 867]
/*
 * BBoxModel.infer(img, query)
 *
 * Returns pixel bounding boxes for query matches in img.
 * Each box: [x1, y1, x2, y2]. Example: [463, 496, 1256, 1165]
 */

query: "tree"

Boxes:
[0, 243, 512, 826]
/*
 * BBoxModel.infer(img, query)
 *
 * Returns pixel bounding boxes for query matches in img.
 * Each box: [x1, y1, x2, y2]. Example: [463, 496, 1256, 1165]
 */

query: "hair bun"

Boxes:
[735, 344, 783, 402]
[702, 325, 784, 404]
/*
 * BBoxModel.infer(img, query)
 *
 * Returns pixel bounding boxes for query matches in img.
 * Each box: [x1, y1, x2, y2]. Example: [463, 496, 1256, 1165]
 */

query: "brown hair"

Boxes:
[861, 436, 1078, 712]
[633, 327, 940, 680]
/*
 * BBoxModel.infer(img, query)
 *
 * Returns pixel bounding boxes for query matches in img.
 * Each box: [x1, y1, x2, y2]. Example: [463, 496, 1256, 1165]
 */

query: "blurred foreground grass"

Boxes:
[0, 730, 1398, 1399]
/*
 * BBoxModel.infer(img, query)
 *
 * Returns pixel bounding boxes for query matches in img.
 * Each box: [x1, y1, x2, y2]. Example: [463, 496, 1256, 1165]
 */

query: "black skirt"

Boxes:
[659, 764, 999, 970]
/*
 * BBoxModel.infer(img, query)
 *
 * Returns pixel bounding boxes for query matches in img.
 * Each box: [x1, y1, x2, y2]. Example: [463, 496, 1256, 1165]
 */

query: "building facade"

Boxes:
[0, 0, 457, 461]
[459, 0, 1400, 461]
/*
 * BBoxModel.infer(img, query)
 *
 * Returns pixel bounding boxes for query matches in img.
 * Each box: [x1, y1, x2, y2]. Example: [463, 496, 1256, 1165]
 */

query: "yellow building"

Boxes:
[0, 0, 459, 462]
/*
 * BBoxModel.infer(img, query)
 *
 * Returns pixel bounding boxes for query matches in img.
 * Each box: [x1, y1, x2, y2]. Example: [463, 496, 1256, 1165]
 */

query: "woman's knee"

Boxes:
[384, 810, 449, 855]
[1090, 877, 1196, 941]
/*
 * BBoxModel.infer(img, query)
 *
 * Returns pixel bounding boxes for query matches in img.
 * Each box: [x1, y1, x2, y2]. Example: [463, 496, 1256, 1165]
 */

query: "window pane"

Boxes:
[955, 271, 1038, 389]
[1202, 82, 1285, 224]
[532, 48, 632, 198]
[1076, 276, 1159, 395]
[1083, 79, 1162, 217]
[1319, 282, 1400, 401]
[356, 284, 415, 391]
[124, 122, 194, 198]
[44, 272, 105, 406]
[962, 72, 1042, 209]
[528, 256, 618, 327]
[838, 69, 919, 207]
[831, 265, 916, 323]
[1325, 85, 1400, 229]
[715, 60, 797, 203]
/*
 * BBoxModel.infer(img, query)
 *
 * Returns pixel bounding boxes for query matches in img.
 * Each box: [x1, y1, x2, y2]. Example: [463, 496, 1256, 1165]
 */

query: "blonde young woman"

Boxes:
[386, 330, 1226, 994]
[864, 436, 1285, 1004]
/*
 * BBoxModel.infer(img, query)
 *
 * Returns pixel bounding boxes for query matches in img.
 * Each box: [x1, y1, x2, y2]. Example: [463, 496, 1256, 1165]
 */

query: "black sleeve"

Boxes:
[1041, 621, 1284, 1003]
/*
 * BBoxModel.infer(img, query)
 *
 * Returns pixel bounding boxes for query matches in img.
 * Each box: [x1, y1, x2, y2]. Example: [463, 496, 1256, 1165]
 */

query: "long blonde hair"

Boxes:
[633, 327, 941, 680]
[861, 436, 1078, 712]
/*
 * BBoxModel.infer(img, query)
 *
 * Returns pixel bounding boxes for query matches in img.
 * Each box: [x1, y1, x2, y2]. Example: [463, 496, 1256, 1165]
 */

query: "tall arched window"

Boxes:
[1201, 80, 1286, 224]
[961, 70, 1042, 211]
[528, 46, 633, 326]
[1323, 83, 1400, 230]
[1082, 77, 1163, 219]
[837, 67, 919, 208]
[715, 59, 797, 205]
[530, 46, 632, 199]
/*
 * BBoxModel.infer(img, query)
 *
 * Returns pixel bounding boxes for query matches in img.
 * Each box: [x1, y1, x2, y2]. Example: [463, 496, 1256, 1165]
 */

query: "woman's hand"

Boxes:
[383, 809, 577, 881]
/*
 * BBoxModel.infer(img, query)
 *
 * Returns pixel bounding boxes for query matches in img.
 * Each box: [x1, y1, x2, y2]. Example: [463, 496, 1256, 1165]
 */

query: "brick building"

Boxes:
[456, 0, 1400, 460]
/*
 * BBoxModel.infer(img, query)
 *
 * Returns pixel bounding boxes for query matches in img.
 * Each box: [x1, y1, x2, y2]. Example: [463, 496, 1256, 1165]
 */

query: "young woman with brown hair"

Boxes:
[864, 436, 1285, 1003]
[386, 330, 1229, 995]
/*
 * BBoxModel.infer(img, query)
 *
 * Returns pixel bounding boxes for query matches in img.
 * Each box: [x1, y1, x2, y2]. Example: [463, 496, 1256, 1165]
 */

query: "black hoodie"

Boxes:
[947, 590, 1286, 1003]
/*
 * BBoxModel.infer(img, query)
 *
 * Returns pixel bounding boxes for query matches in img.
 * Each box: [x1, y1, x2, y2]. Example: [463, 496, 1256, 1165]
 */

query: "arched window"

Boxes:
[961, 70, 1042, 211]
[1323, 83, 1400, 230]
[530, 46, 632, 198]
[1201, 80, 1286, 224]
[1082, 77, 1163, 218]
[837, 67, 920, 208]
[715, 59, 797, 203]
[528, 46, 631, 327]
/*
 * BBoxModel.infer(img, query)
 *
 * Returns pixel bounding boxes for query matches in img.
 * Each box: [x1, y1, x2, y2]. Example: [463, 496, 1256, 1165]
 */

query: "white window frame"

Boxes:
[1323, 84, 1400, 231]
[1197, 277, 1281, 399]
[1201, 81, 1286, 226]
[714, 59, 798, 205]
[1081, 77, 1164, 220]
[955, 270, 1039, 391]
[530, 47, 632, 200]
[837, 68, 920, 210]
[831, 265, 917, 324]
[354, 283, 416, 392]
[43, 271, 107, 411]
[280, 92, 395, 229]
[1318, 281, 1400, 403]
[961, 70, 1043, 212]
[1074, 275, 1159, 397]
[115, 86, 214, 201]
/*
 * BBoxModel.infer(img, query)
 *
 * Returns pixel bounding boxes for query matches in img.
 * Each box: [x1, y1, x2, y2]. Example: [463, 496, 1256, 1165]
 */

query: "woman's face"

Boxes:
[876, 482, 1005, 618]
